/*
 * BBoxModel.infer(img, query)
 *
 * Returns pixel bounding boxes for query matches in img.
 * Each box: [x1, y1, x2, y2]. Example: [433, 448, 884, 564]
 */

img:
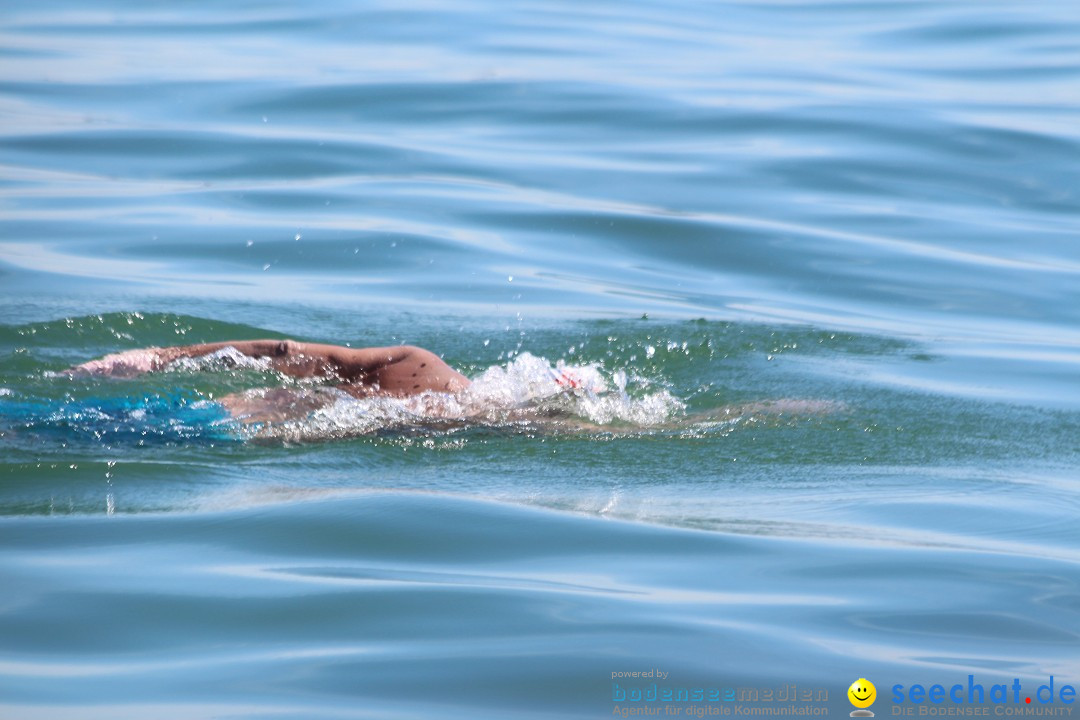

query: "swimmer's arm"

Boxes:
[166, 342, 442, 386]
[165, 342, 458, 387]
[143, 340, 411, 380]
[154, 340, 293, 366]
[158, 339, 348, 379]
[70, 339, 300, 377]
[70, 340, 455, 386]
[290, 344, 425, 382]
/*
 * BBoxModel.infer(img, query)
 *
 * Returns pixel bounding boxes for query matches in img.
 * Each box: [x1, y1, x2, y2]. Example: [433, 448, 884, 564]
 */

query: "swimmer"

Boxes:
[67, 341, 841, 435]
[69, 340, 470, 397]
[69, 340, 643, 433]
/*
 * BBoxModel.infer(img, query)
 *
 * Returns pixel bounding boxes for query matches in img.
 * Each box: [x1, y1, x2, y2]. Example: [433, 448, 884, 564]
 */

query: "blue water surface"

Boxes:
[1, 1, 1079, 718]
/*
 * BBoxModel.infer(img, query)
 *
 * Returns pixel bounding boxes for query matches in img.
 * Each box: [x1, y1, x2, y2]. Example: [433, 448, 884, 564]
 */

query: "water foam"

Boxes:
[164, 346, 274, 373]
[250, 352, 685, 442]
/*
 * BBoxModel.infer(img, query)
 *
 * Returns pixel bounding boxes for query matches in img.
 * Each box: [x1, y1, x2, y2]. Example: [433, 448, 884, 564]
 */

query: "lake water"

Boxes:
[1, 1, 1079, 718]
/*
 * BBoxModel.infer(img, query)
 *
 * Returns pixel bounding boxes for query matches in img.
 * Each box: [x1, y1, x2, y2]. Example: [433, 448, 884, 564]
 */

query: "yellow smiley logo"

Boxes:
[848, 678, 876, 709]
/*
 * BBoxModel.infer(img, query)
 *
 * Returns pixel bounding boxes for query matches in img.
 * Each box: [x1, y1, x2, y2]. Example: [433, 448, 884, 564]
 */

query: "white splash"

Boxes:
[248, 352, 684, 442]
[164, 346, 273, 373]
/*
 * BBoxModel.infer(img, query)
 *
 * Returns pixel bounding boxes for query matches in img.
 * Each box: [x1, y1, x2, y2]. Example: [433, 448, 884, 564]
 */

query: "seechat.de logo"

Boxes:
[849, 678, 877, 717]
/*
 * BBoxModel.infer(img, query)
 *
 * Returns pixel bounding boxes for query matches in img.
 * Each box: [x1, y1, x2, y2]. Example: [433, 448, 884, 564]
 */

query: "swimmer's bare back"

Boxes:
[70, 339, 471, 397]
